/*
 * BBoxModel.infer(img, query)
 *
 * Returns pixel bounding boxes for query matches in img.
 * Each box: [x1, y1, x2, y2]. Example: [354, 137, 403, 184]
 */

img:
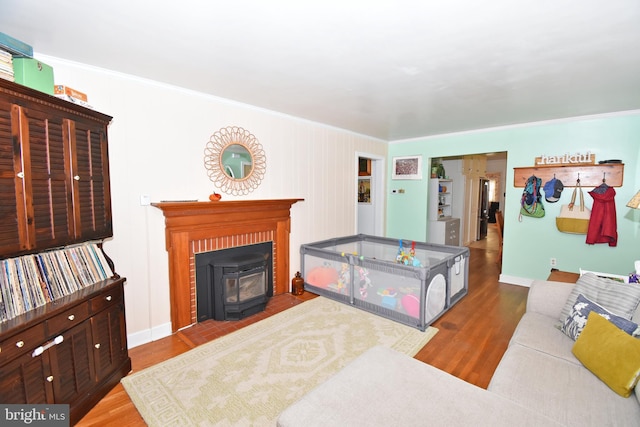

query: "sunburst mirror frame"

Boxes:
[204, 126, 266, 196]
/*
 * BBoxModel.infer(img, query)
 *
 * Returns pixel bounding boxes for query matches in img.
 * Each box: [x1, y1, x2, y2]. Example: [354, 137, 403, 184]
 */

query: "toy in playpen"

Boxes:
[333, 252, 371, 298]
[357, 267, 372, 298]
[396, 240, 422, 267]
[334, 263, 350, 294]
[377, 287, 398, 309]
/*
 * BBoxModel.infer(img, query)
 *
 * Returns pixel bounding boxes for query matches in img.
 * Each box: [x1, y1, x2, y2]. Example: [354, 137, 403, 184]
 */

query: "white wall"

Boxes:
[43, 56, 388, 346]
[388, 113, 640, 282]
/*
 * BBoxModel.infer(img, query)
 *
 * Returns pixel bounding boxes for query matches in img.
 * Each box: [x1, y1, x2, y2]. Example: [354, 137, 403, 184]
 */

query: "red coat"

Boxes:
[586, 186, 617, 246]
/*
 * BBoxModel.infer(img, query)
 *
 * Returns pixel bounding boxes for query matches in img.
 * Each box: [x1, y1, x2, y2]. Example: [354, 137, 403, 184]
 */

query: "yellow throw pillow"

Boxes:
[572, 312, 640, 397]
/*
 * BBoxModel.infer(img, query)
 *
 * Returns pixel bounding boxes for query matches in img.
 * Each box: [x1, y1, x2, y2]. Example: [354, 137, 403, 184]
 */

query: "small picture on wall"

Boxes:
[358, 178, 371, 203]
[392, 156, 422, 180]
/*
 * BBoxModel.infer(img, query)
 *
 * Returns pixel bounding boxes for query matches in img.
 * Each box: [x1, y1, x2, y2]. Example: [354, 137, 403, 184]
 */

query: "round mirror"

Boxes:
[221, 144, 252, 179]
[204, 126, 266, 196]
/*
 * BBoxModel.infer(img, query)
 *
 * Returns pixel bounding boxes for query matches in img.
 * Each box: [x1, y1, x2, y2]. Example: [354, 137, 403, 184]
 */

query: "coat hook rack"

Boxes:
[513, 163, 624, 188]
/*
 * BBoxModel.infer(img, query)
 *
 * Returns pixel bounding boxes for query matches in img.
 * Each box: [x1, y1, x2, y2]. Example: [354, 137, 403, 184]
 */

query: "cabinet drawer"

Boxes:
[0, 323, 46, 366]
[46, 303, 90, 337]
[90, 287, 123, 313]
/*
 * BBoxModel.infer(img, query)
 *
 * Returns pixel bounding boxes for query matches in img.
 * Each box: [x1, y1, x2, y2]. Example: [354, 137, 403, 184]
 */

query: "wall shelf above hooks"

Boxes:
[513, 163, 624, 188]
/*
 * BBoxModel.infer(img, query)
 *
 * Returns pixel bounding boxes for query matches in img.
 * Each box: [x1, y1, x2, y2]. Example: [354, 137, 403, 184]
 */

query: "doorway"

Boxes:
[356, 154, 385, 236]
[430, 152, 507, 247]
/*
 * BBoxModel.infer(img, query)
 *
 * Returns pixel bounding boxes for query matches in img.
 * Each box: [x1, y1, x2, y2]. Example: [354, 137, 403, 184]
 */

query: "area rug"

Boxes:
[121, 296, 438, 426]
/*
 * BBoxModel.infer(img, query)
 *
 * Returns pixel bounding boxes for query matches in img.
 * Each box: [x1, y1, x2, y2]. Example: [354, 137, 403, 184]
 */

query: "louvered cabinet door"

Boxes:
[20, 105, 75, 249]
[0, 350, 53, 404]
[90, 290, 127, 382]
[0, 99, 26, 254]
[67, 118, 112, 240]
[47, 319, 96, 405]
[0, 101, 74, 252]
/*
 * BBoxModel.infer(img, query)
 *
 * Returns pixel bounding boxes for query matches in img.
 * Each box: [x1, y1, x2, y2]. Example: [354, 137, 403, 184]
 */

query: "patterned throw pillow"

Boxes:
[558, 273, 640, 323]
[561, 294, 640, 341]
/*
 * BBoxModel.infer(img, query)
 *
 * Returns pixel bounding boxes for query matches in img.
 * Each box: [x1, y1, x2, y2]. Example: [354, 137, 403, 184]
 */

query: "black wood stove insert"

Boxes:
[195, 242, 273, 321]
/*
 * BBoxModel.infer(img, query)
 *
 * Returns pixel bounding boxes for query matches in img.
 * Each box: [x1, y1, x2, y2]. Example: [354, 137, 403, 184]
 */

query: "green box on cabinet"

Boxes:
[12, 58, 54, 95]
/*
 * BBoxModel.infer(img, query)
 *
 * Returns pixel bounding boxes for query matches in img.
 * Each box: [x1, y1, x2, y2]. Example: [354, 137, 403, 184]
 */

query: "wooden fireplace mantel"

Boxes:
[152, 199, 303, 331]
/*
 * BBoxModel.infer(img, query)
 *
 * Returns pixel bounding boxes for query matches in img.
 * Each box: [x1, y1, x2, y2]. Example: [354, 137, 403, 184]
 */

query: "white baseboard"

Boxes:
[499, 274, 534, 287]
[127, 322, 173, 349]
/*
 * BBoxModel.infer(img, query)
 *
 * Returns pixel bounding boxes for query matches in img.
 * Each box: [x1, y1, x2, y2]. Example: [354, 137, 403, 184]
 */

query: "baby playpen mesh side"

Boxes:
[300, 234, 469, 331]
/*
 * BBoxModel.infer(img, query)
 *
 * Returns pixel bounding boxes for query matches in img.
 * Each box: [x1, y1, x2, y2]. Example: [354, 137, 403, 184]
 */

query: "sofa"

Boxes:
[277, 275, 640, 426]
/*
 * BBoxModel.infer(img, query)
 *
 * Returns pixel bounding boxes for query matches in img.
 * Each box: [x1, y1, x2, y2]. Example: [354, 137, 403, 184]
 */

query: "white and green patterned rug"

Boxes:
[121, 297, 438, 426]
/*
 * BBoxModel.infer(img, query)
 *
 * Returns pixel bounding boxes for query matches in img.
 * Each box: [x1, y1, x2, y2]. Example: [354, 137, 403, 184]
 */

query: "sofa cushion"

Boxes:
[510, 312, 580, 365]
[633, 302, 640, 323]
[572, 312, 640, 397]
[277, 346, 563, 427]
[561, 294, 640, 340]
[489, 343, 640, 426]
[559, 273, 640, 323]
[526, 280, 575, 318]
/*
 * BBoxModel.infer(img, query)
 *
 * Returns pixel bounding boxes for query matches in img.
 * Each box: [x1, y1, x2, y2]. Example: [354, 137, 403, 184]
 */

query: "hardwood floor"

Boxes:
[77, 224, 528, 426]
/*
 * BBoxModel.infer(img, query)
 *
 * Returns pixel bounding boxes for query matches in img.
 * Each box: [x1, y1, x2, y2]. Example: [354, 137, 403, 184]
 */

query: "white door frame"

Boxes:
[355, 152, 386, 236]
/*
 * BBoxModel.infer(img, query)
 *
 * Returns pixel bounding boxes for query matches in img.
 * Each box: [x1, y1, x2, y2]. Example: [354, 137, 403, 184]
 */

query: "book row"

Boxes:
[0, 243, 114, 323]
[0, 47, 14, 82]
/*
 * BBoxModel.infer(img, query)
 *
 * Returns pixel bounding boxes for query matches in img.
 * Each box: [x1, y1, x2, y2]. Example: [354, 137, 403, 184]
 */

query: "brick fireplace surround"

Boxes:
[152, 199, 303, 331]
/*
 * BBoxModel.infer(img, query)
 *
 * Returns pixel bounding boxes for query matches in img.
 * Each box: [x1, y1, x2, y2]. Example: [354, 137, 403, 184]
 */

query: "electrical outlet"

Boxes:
[550, 258, 557, 267]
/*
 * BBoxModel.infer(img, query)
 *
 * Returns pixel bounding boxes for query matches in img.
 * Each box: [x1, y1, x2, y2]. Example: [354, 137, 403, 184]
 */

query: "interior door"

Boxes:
[357, 155, 384, 236]
[477, 179, 489, 240]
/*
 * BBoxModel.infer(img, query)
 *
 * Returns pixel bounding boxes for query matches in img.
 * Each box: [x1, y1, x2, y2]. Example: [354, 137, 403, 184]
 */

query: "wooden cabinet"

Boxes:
[0, 80, 128, 424]
[0, 279, 130, 424]
[460, 155, 491, 244]
[462, 154, 487, 177]
[428, 218, 460, 246]
[0, 78, 113, 257]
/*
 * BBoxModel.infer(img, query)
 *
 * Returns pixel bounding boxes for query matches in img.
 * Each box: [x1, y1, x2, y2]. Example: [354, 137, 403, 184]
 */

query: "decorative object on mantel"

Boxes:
[514, 153, 624, 188]
[204, 126, 266, 196]
[209, 192, 222, 201]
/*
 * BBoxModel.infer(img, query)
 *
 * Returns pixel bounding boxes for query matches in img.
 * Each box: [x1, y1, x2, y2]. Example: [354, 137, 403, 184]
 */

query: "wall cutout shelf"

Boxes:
[513, 163, 624, 188]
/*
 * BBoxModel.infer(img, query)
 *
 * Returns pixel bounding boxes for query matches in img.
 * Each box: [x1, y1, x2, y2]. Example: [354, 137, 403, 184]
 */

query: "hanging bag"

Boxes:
[556, 178, 590, 234]
[519, 175, 545, 220]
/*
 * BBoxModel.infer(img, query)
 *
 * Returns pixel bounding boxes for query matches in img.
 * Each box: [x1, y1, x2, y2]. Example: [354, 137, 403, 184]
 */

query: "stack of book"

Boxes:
[0, 48, 14, 82]
[0, 242, 114, 322]
[0, 32, 33, 83]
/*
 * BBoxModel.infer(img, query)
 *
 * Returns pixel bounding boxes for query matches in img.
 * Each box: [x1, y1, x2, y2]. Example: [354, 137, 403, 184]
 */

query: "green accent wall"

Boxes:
[387, 113, 640, 282]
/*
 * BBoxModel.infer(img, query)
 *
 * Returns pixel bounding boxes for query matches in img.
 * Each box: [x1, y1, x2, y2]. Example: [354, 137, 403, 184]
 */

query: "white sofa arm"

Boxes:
[526, 280, 574, 319]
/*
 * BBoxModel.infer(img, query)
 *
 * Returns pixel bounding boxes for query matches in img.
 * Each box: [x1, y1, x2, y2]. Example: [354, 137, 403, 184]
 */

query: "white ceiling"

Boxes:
[2, 0, 639, 141]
